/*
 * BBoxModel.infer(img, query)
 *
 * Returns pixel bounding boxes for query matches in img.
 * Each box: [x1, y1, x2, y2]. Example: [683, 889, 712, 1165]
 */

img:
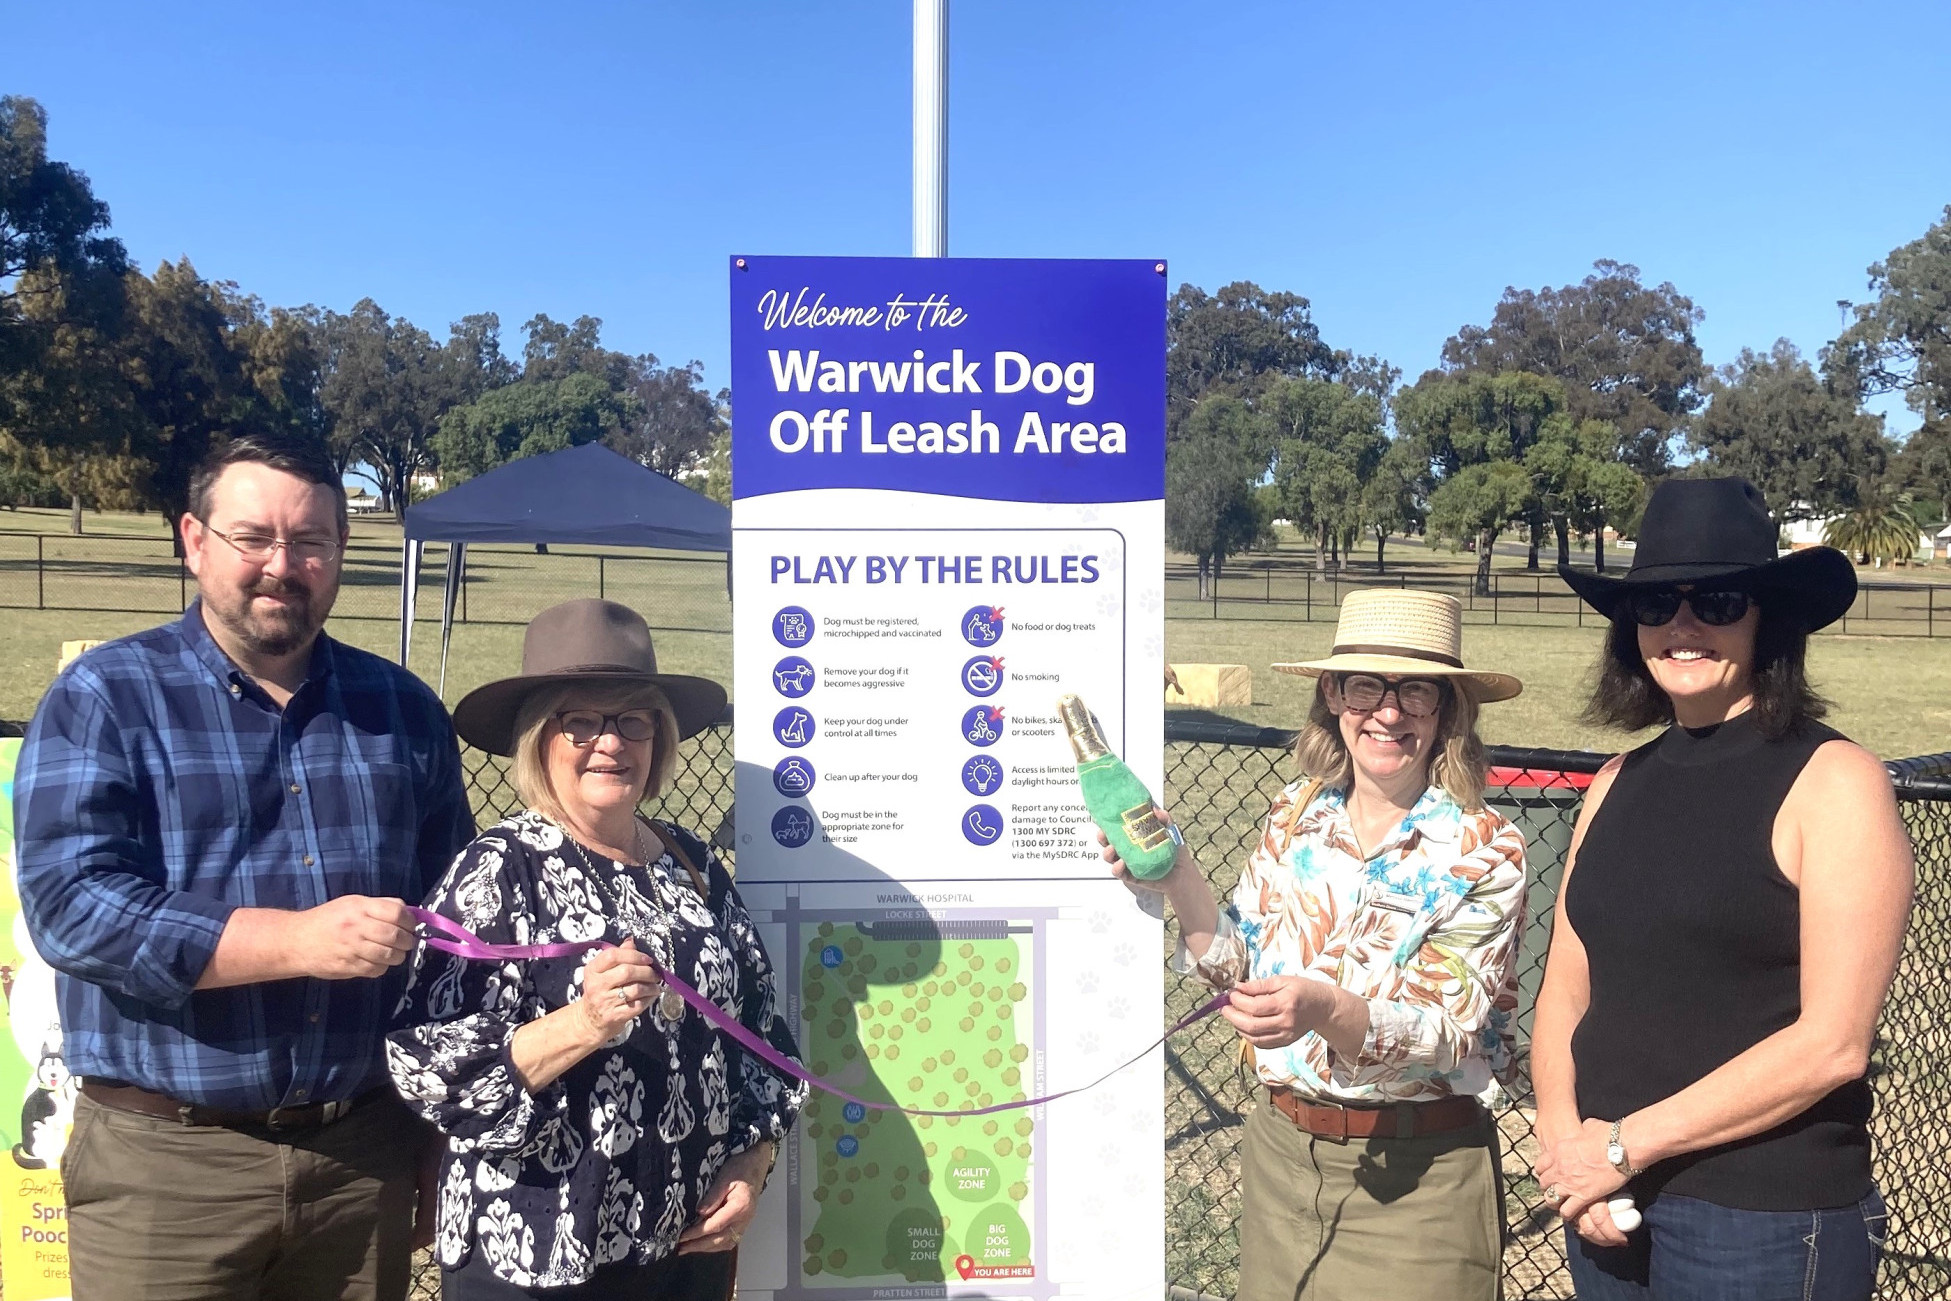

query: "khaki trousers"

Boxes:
[61, 1090, 424, 1301]
[1237, 1097, 1504, 1301]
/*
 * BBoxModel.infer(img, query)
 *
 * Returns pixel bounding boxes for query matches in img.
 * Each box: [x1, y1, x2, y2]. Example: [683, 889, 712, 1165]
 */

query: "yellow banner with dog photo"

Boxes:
[0, 737, 73, 1300]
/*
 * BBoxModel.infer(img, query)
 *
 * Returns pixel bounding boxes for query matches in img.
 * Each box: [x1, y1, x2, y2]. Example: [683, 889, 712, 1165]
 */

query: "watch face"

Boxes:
[1607, 1143, 1625, 1164]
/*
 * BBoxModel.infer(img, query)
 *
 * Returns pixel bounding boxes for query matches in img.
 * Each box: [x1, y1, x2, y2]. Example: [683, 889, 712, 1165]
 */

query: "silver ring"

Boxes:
[1543, 1185, 1563, 1204]
[614, 987, 630, 1005]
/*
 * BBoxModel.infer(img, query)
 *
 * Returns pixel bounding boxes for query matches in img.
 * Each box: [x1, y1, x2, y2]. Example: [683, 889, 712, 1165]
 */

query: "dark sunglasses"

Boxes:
[555, 710, 659, 746]
[1333, 673, 1449, 718]
[1626, 586, 1755, 628]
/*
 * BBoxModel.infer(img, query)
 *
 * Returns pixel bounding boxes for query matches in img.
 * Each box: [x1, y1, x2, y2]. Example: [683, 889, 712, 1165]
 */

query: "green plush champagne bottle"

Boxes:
[1057, 693, 1180, 880]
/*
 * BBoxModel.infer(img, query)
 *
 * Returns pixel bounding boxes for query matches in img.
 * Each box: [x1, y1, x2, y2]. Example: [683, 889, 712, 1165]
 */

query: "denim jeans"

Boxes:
[1566, 1187, 1887, 1301]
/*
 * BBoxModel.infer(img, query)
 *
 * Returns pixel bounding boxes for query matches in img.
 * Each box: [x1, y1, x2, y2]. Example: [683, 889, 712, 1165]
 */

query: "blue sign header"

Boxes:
[730, 257, 1165, 503]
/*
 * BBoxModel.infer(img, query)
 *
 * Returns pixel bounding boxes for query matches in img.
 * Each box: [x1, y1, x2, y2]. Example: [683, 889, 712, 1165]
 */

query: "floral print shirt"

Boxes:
[386, 812, 806, 1288]
[1182, 781, 1528, 1104]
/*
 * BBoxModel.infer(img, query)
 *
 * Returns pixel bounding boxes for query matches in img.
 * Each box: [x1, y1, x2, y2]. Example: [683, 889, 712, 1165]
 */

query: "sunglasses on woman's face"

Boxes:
[1333, 673, 1448, 718]
[555, 710, 658, 746]
[1626, 586, 1755, 628]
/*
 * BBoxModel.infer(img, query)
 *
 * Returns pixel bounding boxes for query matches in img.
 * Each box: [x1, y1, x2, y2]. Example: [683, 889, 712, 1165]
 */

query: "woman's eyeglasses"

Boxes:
[1626, 587, 1754, 628]
[555, 711, 659, 746]
[1334, 674, 1448, 718]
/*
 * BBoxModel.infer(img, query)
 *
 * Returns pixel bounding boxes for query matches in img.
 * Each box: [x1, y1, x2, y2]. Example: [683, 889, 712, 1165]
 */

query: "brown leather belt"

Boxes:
[1267, 1087, 1484, 1140]
[81, 1079, 383, 1132]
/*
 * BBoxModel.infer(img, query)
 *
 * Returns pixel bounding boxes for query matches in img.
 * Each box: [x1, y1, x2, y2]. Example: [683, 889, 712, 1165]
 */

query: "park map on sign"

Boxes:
[796, 922, 1036, 1285]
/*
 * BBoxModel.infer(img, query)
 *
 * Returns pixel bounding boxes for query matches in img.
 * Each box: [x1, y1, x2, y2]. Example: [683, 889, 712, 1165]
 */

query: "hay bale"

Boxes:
[1165, 663, 1252, 710]
[59, 640, 104, 672]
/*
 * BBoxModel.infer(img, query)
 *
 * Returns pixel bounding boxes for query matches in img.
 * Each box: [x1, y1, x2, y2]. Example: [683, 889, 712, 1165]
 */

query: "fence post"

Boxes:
[1265, 567, 1271, 604]
[598, 555, 606, 601]
[37, 534, 44, 610]
[1929, 584, 1935, 639]
[180, 559, 187, 610]
[1304, 573, 1311, 622]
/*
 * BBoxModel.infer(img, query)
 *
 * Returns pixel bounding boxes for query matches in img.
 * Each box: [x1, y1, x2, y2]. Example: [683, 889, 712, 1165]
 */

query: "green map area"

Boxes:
[798, 921, 1035, 1284]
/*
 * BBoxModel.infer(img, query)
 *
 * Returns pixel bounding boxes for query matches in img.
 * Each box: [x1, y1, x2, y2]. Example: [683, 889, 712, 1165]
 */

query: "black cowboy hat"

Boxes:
[1558, 477, 1857, 631]
[452, 599, 727, 755]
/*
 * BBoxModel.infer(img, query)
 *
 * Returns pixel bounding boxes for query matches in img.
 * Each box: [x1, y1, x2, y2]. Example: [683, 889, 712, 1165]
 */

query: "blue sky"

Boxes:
[16, 1, 1950, 431]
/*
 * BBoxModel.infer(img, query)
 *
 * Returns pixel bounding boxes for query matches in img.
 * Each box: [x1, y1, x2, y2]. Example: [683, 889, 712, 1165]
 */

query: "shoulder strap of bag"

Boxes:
[648, 818, 711, 901]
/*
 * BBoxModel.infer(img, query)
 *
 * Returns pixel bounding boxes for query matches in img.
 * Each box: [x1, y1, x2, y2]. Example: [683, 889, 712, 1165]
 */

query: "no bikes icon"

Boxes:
[961, 706, 1004, 747]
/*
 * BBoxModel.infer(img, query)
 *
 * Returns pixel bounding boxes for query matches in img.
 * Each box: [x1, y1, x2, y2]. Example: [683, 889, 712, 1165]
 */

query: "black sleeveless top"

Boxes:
[1565, 710, 1872, 1211]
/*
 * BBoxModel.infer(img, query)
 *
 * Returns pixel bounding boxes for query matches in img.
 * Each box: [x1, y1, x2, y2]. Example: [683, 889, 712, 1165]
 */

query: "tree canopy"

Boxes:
[1440, 260, 1706, 477]
[1691, 340, 1891, 525]
[0, 98, 730, 531]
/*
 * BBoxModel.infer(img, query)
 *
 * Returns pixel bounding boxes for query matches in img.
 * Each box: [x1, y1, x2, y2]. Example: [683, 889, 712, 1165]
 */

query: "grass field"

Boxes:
[1165, 618, 1951, 759]
[5, 510, 1950, 760]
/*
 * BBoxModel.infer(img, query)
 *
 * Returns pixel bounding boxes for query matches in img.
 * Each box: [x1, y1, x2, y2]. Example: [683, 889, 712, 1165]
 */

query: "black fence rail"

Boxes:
[414, 716, 1951, 1299]
[0, 530, 732, 635]
[11, 529, 1943, 641]
[1166, 562, 1951, 638]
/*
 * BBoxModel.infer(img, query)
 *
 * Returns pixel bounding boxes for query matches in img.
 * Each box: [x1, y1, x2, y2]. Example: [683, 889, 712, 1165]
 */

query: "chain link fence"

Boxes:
[0, 531, 733, 635]
[1167, 562, 1951, 638]
[414, 715, 1950, 1298]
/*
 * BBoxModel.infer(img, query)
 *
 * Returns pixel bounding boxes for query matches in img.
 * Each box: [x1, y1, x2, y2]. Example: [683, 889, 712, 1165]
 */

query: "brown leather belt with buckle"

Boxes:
[1267, 1087, 1484, 1140]
[81, 1079, 383, 1132]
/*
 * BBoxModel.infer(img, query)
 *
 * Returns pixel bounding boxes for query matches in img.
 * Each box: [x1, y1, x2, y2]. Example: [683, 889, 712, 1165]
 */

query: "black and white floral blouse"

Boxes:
[387, 811, 805, 1288]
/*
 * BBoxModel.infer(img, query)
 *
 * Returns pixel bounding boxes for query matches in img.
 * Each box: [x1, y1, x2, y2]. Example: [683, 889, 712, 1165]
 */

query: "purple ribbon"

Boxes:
[409, 905, 1232, 1117]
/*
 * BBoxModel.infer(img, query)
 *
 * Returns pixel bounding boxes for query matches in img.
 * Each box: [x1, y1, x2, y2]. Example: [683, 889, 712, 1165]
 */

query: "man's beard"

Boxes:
[205, 573, 335, 658]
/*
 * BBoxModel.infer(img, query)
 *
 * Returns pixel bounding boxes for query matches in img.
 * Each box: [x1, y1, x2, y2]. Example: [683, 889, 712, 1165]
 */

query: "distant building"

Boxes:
[1779, 513, 1839, 550]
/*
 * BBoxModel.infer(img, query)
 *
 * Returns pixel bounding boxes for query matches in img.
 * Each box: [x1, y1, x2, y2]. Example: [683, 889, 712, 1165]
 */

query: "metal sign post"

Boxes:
[913, 0, 947, 256]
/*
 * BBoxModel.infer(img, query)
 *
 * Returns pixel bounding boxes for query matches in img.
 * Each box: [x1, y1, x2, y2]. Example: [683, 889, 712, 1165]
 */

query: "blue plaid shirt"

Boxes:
[13, 603, 474, 1109]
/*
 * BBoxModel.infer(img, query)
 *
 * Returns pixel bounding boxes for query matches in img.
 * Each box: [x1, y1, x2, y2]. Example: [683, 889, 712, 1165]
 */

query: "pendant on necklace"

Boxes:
[656, 989, 687, 1024]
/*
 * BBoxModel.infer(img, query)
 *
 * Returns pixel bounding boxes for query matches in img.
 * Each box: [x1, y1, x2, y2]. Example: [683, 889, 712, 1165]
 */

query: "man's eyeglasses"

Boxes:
[1626, 587, 1754, 628]
[1333, 673, 1448, 718]
[555, 710, 660, 747]
[203, 524, 340, 566]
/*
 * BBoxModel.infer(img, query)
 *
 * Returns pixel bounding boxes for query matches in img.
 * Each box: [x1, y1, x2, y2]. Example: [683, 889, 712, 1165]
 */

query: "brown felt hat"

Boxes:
[451, 599, 727, 755]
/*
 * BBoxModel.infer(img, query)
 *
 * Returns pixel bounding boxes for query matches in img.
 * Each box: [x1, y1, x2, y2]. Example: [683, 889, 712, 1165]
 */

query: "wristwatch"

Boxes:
[1606, 1119, 1643, 1178]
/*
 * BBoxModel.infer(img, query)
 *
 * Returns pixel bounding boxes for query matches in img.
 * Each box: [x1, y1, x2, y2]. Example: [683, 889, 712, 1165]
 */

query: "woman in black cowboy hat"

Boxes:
[1531, 478, 1913, 1300]
[387, 600, 805, 1299]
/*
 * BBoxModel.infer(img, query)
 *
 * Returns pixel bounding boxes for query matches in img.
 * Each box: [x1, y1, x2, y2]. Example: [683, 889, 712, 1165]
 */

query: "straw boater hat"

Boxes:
[1272, 588, 1522, 702]
[1558, 476, 1856, 631]
[452, 599, 728, 756]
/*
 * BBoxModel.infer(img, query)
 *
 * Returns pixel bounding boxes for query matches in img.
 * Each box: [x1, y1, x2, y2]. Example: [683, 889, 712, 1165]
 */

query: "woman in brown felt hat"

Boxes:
[1104, 587, 1528, 1301]
[1532, 477, 1911, 1300]
[387, 599, 805, 1300]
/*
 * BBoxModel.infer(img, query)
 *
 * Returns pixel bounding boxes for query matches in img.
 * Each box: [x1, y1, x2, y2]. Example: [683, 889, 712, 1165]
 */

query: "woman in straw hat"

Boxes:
[1532, 478, 1911, 1300]
[387, 599, 805, 1299]
[1105, 587, 1528, 1301]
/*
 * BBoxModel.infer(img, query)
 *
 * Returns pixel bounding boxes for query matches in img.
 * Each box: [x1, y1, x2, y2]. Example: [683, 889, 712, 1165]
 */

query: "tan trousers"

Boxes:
[61, 1090, 424, 1301]
[1237, 1097, 1504, 1301]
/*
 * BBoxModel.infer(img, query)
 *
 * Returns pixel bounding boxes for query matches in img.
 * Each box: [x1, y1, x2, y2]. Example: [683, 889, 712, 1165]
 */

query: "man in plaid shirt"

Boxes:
[13, 434, 474, 1301]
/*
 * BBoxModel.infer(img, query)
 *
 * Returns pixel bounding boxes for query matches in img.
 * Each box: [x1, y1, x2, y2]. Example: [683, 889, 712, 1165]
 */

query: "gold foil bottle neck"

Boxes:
[1057, 693, 1111, 763]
